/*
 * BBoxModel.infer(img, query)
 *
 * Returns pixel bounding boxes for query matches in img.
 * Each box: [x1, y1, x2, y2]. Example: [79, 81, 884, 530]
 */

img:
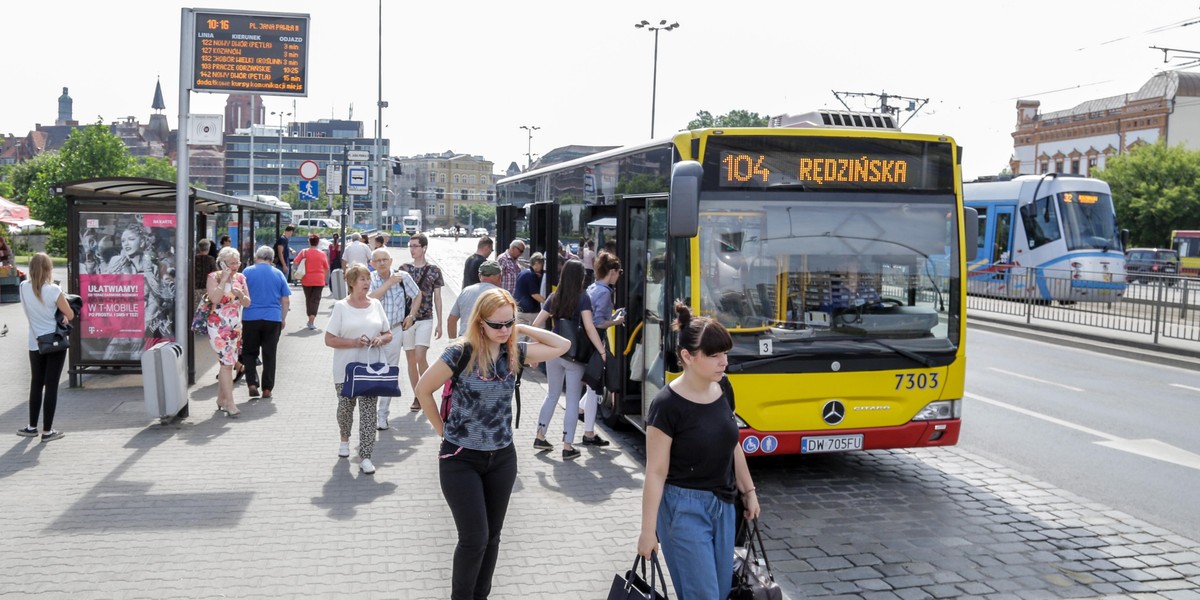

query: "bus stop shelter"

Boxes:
[54, 177, 288, 387]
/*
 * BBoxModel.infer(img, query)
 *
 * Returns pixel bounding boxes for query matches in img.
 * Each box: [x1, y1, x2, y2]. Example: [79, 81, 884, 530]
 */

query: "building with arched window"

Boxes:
[1012, 70, 1200, 176]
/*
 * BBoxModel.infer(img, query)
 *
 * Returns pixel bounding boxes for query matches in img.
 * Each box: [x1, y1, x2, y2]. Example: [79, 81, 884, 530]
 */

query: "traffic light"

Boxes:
[410, 190, 418, 199]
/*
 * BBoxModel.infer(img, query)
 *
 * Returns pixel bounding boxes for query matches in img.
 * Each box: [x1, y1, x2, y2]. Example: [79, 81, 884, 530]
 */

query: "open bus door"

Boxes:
[598, 193, 663, 430]
[495, 205, 524, 260]
[525, 201, 560, 287]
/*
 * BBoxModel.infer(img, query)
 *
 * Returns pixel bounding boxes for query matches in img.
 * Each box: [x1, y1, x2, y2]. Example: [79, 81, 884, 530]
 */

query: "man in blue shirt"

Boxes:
[240, 245, 292, 398]
[274, 225, 296, 283]
[514, 252, 545, 330]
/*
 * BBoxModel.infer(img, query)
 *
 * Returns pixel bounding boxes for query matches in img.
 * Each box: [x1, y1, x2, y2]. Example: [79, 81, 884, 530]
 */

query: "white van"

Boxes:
[297, 218, 340, 229]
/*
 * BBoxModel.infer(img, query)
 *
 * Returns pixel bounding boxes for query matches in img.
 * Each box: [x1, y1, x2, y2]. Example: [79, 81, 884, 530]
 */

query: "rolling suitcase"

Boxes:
[330, 268, 347, 300]
[142, 341, 189, 424]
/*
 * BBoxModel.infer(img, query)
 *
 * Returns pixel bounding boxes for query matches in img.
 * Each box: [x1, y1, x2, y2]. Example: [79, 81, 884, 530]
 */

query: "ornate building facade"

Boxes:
[1012, 70, 1200, 176]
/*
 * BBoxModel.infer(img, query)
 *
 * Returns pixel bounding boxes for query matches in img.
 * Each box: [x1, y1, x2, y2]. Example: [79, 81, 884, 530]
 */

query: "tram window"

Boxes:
[1020, 197, 1061, 249]
[976, 212, 987, 256]
[994, 212, 1012, 262]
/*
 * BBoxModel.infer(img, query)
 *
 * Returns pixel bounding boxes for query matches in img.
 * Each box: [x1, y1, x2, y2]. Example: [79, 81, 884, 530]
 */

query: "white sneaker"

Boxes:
[338, 442, 350, 458]
[359, 458, 376, 475]
[377, 415, 389, 430]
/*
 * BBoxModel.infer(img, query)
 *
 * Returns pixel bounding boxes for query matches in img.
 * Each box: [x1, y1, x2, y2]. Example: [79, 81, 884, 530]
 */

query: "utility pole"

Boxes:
[831, 90, 929, 128]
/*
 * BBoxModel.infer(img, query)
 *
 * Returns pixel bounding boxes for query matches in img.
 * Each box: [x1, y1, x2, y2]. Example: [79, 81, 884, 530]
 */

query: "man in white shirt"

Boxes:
[341, 233, 372, 269]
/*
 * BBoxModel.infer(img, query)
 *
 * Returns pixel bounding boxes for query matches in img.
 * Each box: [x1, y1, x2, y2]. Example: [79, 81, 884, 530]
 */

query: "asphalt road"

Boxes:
[960, 326, 1200, 543]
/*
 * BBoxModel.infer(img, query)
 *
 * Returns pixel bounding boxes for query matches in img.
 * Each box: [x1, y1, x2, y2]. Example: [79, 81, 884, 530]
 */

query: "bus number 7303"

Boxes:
[895, 373, 939, 390]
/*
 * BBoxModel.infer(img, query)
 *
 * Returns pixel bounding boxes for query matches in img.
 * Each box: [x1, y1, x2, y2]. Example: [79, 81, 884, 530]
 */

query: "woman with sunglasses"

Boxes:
[414, 288, 569, 600]
[531, 259, 607, 460]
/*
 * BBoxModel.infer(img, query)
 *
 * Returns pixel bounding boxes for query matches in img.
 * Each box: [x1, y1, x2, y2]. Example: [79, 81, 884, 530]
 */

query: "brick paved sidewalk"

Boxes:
[0, 244, 657, 599]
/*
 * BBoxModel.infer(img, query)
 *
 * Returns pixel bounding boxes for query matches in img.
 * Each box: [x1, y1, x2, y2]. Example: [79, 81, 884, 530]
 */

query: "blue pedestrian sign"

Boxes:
[299, 179, 319, 201]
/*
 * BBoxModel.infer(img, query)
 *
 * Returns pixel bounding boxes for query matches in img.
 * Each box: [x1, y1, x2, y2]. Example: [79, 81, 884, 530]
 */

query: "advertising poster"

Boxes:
[78, 212, 178, 362]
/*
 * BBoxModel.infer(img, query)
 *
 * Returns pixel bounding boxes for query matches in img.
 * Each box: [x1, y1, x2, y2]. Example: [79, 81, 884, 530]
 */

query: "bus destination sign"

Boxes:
[192, 11, 310, 96]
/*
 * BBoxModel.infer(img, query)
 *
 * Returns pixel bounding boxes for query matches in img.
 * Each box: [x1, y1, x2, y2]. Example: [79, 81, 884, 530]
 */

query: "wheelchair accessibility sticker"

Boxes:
[742, 436, 760, 454]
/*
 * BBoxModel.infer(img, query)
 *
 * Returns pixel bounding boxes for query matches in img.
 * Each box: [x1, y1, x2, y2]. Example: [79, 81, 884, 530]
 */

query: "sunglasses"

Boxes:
[482, 318, 516, 330]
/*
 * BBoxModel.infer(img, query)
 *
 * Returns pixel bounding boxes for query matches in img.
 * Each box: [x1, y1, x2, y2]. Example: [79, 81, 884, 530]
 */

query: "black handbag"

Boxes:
[729, 518, 782, 600]
[583, 349, 605, 392]
[36, 321, 70, 354]
[553, 315, 594, 364]
[608, 552, 670, 600]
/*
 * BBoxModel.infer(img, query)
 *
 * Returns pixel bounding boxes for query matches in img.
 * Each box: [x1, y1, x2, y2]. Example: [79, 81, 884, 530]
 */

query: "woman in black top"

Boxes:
[638, 300, 759, 600]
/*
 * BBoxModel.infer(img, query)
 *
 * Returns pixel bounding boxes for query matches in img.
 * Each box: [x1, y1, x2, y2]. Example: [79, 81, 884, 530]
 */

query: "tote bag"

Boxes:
[293, 249, 308, 280]
[342, 347, 402, 397]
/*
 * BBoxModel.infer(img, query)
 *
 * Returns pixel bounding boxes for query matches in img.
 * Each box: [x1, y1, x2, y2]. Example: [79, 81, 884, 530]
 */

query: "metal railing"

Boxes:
[966, 268, 1200, 345]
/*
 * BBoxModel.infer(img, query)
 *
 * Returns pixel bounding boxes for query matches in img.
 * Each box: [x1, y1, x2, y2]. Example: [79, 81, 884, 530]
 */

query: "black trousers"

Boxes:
[28, 350, 67, 430]
[439, 441, 517, 600]
[240, 320, 282, 390]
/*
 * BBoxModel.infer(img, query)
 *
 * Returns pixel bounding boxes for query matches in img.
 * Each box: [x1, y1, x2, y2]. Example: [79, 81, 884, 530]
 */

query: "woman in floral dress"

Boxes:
[206, 246, 251, 417]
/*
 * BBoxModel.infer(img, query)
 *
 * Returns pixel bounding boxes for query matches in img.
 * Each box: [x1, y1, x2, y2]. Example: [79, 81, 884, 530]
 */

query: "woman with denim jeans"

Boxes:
[414, 288, 569, 600]
[530, 260, 607, 460]
[638, 300, 760, 600]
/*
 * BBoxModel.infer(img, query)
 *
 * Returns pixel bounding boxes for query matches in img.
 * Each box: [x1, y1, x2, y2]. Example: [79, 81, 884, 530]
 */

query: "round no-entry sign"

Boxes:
[298, 160, 320, 180]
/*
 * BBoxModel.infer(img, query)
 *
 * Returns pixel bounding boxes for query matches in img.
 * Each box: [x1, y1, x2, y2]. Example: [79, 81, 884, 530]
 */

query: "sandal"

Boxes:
[232, 362, 246, 383]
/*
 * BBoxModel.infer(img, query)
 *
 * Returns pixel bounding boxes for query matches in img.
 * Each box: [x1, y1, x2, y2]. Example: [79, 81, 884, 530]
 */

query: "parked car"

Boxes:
[472, 227, 489, 237]
[1125, 248, 1179, 284]
[296, 218, 340, 229]
[430, 227, 447, 237]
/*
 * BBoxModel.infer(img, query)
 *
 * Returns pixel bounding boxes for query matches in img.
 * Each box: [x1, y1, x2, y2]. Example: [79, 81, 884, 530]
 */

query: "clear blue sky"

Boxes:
[4, 1, 1199, 180]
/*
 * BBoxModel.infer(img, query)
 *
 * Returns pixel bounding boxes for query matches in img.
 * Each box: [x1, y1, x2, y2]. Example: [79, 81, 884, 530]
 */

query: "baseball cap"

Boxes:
[478, 260, 501, 276]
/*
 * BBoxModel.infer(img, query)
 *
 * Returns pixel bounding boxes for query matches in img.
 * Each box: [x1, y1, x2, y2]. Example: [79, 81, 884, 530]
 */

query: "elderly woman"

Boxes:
[205, 246, 251, 417]
[324, 263, 392, 475]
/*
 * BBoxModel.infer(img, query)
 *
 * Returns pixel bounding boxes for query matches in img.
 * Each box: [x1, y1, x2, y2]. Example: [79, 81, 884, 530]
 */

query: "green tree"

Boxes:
[26, 122, 133, 229]
[1093, 142, 1200, 247]
[686, 109, 770, 130]
[128, 156, 176, 181]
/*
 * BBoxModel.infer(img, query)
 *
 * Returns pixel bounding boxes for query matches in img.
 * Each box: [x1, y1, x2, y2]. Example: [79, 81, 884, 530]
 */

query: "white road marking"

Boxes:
[965, 391, 1200, 471]
[1169, 383, 1200, 393]
[987, 367, 1084, 392]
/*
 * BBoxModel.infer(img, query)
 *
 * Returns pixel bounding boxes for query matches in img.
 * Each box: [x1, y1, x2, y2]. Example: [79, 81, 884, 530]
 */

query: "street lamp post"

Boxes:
[382, 188, 398, 232]
[271, 110, 291, 200]
[634, 19, 679, 139]
[520, 125, 540, 171]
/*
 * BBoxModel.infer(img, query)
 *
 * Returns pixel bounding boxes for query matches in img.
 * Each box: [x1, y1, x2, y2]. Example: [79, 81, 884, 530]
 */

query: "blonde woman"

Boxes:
[17, 253, 74, 441]
[205, 246, 251, 417]
[324, 264, 392, 475]
[414, 288, 569, 599]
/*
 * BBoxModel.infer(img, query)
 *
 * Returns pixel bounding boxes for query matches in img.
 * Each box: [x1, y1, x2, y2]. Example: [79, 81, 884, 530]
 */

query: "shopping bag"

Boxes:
[629, 343, 645, 381]
[342, 347, 402, 397]
[729, 518, 782, 600]
[608, 552, 669, 600]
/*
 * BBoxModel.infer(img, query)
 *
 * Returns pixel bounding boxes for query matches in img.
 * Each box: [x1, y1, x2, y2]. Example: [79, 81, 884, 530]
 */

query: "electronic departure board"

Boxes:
[192, 11, 309, 96]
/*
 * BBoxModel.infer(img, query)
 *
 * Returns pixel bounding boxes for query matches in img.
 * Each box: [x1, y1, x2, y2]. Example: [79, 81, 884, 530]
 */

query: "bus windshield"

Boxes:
[1057, 191, 1120, 251]
[694, 194, 959, 361]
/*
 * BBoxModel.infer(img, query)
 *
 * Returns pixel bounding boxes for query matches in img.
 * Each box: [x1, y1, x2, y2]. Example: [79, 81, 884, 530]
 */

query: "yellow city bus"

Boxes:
[496, 112, 975, 456]
[1170, 230, 1200, 277]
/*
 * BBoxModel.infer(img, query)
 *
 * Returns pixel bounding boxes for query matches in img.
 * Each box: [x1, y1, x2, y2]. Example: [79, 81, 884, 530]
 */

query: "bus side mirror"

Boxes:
[963, 206, 978, 262]
[1120, 228, 1130, 249]
[669, 161, 701, 238]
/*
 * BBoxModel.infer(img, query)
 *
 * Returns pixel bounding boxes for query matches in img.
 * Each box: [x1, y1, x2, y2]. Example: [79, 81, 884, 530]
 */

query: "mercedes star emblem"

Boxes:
[822, 400, 846, 425]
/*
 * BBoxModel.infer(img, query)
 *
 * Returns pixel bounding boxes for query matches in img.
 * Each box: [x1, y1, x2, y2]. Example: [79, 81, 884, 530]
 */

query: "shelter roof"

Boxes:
[54, 177, 286, 213]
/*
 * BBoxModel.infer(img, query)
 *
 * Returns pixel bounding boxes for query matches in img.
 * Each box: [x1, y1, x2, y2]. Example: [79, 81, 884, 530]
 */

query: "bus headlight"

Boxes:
[733, 414, 749, 429]
[912, 399, 961, 421]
